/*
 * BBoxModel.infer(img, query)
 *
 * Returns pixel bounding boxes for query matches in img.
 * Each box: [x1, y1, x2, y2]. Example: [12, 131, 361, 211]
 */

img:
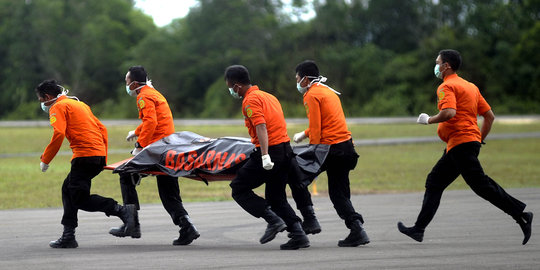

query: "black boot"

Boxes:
[397, 221, 424, 242]
[173, 215, 200, 245]
[299, 205, 321, 235]
[260, 207, 287, 244]
[280, 222, 310, 250]
[517, 212, 533, 245]
[338, 219, 370, 247]
[109, 204, 140, 238]
[49, 226, 78, 248]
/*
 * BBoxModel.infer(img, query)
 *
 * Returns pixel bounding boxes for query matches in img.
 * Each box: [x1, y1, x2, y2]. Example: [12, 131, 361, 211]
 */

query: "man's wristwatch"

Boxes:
[135, 142, 142, 148]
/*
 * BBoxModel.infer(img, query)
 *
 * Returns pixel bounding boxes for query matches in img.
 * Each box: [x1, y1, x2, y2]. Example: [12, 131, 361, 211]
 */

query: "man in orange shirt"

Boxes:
[37, 79, 137, 248]
[224, 65, 309, 250]
[109, 66, 200, 246]
[293, 60, 370, 247]
[397, 49, 533, 245]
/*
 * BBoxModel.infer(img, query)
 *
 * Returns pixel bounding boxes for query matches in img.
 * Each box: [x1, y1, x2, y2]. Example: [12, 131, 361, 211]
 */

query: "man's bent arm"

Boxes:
[429, 108, 456, 124]
[480, 109, 495, 142]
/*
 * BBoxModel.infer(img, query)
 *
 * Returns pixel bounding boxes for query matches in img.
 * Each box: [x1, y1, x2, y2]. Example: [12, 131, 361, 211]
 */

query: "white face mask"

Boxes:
[434, 64, 444, 79]
[41, 102, 51, 113]
[296, 77, 308, 94]
[126, 81, 145, 97]
[228, 87, 241, 99]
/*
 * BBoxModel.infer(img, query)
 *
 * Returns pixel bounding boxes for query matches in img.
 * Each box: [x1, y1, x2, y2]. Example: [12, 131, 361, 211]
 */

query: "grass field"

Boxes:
[1, 121, 539, 210]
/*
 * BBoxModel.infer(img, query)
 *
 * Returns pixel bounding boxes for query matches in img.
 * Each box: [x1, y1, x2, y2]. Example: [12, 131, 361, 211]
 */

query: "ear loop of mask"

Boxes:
[145, 78, 153, 88]
[44, 85, 69, 104]
[126, 76, 152, 97]
[136, 77, 153, 88]
[307, 75, 341, 95]
[134, 78, 151, 91]
[58, 85, 79, 101]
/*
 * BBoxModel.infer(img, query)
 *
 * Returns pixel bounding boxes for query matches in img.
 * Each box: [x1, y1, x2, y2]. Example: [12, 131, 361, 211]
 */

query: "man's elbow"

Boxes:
[442, 109, 456, 121]
[482, 110, 495, 122]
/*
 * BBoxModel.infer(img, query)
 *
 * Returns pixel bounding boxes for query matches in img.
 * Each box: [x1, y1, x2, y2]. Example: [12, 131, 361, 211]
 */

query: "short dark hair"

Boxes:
[128, 65, 148, 83]
[35, 79, 62, 98]
[224, 65, 251, 85]
[439, 49, 462, 71]
[295, 60, 319, 78]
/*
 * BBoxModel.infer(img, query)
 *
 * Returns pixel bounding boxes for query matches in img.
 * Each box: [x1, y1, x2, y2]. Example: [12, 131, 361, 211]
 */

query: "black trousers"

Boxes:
[61, 156, 118, 228]
[288, 156, 314, 210]
[119, 173, 188, 225]
[230, 142, 301, 226]
[415, 141, 527, 229]
[320, 139, 363, 227]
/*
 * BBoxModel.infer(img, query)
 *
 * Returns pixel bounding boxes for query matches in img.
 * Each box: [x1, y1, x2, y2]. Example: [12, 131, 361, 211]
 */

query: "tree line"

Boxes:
[0, 0, 538, 120]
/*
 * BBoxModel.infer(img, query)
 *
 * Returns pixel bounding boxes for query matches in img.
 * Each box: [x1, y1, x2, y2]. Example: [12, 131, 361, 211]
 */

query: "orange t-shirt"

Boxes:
[436, 73, 491, 151]
[242, 85, 290, 147]
[134, 85, 175, 147]
[303, 83, 351, 144]
[41, 95, 108, 164]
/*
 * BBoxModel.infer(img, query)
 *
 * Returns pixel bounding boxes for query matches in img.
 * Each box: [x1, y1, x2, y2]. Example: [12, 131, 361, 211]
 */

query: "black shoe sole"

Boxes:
[337, 239, 370, 247]
[260, 223, 287, 244]
[109, 229, 141, 238]
[109, 225, 141, 239]
[280, 242, 310, 250]
[397, 222, 424, 242]
[173, 232, 200, 246]
[289, 227, 321, 238]
[304, 227, 322, 235]
[49, 241, 78, 248]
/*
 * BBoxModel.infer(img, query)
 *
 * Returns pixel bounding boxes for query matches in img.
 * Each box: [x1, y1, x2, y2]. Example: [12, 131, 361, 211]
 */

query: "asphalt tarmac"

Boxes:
[1, 188, 538, 270]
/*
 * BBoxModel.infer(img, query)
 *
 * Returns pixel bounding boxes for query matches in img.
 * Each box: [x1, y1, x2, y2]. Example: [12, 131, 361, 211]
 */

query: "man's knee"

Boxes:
[464, 174, 497, 193]
[69, 188, 90, 208]
[266, 192, 288, 207]
[230, 181, 244, 201]
[424, 172, 448, 191]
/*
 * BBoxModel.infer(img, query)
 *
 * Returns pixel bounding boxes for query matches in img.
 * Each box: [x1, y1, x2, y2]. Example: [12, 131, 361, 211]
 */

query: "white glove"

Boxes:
[131, 147, 143, 156]
[261, 154, 274, 170]
[40, 162, 49, 172]
[293, 131, 307, 143]
[126, 130, 138, 141]
[417, 113, 430, 125]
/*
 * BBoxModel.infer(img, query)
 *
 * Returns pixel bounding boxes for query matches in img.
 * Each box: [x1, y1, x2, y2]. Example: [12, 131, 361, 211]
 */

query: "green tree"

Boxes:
[131, 0, 284, 117]
[0, 0, 154, 119]
[1, 0, 538, 119]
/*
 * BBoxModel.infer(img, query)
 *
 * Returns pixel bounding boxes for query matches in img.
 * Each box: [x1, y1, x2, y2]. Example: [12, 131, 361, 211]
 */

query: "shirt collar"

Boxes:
[443, 73, 458, 81]
[244, 85, 259, 98]
[137, 85, 152, 96]
[56, 95, 68, 102]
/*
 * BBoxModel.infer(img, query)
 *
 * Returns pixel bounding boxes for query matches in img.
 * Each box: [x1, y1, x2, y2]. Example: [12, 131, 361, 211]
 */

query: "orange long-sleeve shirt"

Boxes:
[436, 73, 491, 151]
[242, 85, 290, 147]
[134, 85, 175, 147]
[303, 83, 351, 144]
[41, 95, 108, 164]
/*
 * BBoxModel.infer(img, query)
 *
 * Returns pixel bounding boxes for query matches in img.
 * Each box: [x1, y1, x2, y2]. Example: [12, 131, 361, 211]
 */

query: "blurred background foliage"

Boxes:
[0, 0, 538, 120]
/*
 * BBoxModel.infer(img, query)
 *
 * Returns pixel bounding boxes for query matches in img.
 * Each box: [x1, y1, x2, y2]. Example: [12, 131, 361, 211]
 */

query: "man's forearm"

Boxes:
[255, 124, 269, 155]
[480, 110, 495, 141]
[428, 108, 456, 124]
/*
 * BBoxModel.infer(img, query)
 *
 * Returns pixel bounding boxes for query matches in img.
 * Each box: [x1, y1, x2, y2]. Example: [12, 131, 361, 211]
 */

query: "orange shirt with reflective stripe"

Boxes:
[242, 85, 290, 147]
[303, 83, 351, 144]
[134, 85, 175, 147]
[41, 95, 108, 164]
[436, 73, 491, 151]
